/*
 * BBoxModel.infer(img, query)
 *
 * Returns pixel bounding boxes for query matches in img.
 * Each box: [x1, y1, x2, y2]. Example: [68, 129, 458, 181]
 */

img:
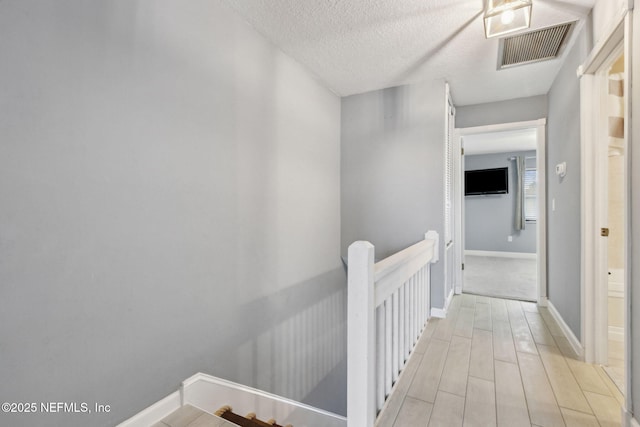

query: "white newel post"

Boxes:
[347, 241, 376, 427]
[425, 230, 439, 262]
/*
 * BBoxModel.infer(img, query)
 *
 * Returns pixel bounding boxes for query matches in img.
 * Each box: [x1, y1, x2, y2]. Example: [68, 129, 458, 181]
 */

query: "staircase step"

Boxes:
[246, 412, 285, 427]
[215, 406, 291, 427]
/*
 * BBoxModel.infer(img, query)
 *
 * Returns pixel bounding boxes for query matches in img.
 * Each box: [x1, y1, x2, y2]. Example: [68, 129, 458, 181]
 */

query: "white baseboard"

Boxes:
[182, 373, 345, 426]
[609, 326, 624, 342]
[465, 250, 536, 259]
[623, 408, 640, 427]
[118, 373, 346, 427]
[547, 300, 584, 359]
[116, 391, 180, 427]
[431, 289, 454, 319]
[431, 307, 447, 318]
[444, 288, 454, 311]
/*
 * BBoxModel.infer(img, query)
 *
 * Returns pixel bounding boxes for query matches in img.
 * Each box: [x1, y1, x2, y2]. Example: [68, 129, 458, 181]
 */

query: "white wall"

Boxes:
[0, 1, 344, 426]
[341, 80, 447, 308]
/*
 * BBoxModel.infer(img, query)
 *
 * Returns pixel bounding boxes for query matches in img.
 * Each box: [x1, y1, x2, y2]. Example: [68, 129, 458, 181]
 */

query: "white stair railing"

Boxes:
[347, 231, 439, 427]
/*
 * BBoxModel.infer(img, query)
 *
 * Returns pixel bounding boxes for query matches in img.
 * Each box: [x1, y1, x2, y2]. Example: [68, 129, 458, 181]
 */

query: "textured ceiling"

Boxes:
[222, 0, 596, 105]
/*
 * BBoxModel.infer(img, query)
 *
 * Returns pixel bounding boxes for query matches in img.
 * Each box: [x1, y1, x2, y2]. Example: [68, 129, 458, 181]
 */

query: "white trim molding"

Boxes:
[579, 8, 631, 392]
[430, 307, 447, 318]
[465, 250, 537, 259]
[547, 300, 585, 359]
[431, 288, 454, 318]
[181, 373, 346, 426]
[578, 0, 634, 76]
[623, 408, 640, 427]
[116, 391, 180, 427]
[456, 119, 546, 136]
[538, 296, 549, 308]
[457, 118, 547, 306]
[117, 373, 346, 427]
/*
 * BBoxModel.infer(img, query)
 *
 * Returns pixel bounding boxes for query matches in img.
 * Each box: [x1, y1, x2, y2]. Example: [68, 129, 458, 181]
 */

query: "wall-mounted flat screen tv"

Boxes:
[465, 167, 508, 195]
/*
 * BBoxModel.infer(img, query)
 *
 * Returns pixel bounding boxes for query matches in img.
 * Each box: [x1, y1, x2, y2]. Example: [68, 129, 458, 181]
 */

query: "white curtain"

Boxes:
[515, 156, 525, 230]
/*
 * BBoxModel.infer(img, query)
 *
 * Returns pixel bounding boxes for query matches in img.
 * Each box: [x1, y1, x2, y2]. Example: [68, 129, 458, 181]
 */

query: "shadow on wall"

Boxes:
[211, 267, 348, 416]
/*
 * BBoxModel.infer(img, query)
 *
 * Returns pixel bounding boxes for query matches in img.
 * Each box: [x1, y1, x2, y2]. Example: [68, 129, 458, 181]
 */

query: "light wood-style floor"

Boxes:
[606, 338, 625, 394]
[376, 294, 624, 427]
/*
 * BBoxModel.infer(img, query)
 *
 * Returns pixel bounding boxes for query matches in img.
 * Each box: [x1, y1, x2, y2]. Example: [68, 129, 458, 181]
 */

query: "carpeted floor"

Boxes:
[463, 255, 537, 301]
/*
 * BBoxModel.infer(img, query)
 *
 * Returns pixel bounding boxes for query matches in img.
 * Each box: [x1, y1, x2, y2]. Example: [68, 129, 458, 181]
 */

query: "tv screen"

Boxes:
[465, 167, 508, 195]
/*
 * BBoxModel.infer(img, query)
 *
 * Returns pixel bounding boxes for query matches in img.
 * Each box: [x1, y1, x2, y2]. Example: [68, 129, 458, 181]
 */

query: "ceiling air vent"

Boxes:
[498, 21, 575, 69]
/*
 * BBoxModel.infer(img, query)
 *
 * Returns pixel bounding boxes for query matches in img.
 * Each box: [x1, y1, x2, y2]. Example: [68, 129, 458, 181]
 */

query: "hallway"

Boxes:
[376, 294, 623, 427]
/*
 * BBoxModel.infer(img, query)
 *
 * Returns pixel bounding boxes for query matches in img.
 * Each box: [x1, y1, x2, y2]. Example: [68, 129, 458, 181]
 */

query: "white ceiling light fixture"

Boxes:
[484, 0, 533, 38]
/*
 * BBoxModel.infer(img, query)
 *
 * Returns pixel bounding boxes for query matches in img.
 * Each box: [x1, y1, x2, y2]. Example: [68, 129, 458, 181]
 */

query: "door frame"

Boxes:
[443, 83, 457, 312]
[453, 119, 547, 304]
[578, 3, 632, 408]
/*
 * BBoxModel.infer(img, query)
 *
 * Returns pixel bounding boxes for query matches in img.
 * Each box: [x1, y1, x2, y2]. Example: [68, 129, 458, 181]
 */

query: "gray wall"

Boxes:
[0, 1, 345, 426]
[455, 95, 547, 128]
[341, 80, 446, 308]
[546, 24, 591, 341]
[465, 151, 537, 253]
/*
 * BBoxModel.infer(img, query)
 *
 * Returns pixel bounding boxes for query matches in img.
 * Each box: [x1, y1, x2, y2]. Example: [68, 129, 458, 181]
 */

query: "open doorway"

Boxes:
[602, 52, 626, 394]
[462, 130, 537, 301]
[454, 120, 547, 305]
[578, 10, 631, 408]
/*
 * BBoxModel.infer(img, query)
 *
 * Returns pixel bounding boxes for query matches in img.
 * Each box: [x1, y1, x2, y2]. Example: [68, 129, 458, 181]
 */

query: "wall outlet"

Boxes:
[507, 235, 513, 242]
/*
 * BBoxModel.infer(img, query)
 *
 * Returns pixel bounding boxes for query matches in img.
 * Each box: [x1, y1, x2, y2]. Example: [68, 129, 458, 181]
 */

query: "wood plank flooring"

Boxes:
[376, 295, 624, 427]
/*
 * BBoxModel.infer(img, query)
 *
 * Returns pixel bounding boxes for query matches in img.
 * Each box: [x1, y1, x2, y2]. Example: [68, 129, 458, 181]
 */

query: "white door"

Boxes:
[443, 90, 456, 305]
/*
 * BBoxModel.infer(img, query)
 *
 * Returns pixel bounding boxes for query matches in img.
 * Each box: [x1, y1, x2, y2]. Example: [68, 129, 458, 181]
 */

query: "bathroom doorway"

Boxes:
[602, 52, 626, 394]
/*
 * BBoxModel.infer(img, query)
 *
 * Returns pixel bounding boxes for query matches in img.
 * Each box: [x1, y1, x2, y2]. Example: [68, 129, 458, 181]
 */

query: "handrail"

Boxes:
[347, 231, 439, 427]
[374, 231, 438, 307]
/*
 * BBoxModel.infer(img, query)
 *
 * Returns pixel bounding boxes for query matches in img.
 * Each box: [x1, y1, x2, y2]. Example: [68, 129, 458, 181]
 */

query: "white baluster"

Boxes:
[398, 285, 405, 366]
[392, 290, 399, 382]
[425, 266, 429, 323]
[420, 267, 427, 330]
[385, 299, 392, 396]
[346, 231, 438, 422]
[424, 264, 431, 320]
[376, 304, 385, 411]
[418, 268, 424, 330]
[409, 277, 414, 350]
[404, 281, 410, 360]
[411, 276, 420, 349]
